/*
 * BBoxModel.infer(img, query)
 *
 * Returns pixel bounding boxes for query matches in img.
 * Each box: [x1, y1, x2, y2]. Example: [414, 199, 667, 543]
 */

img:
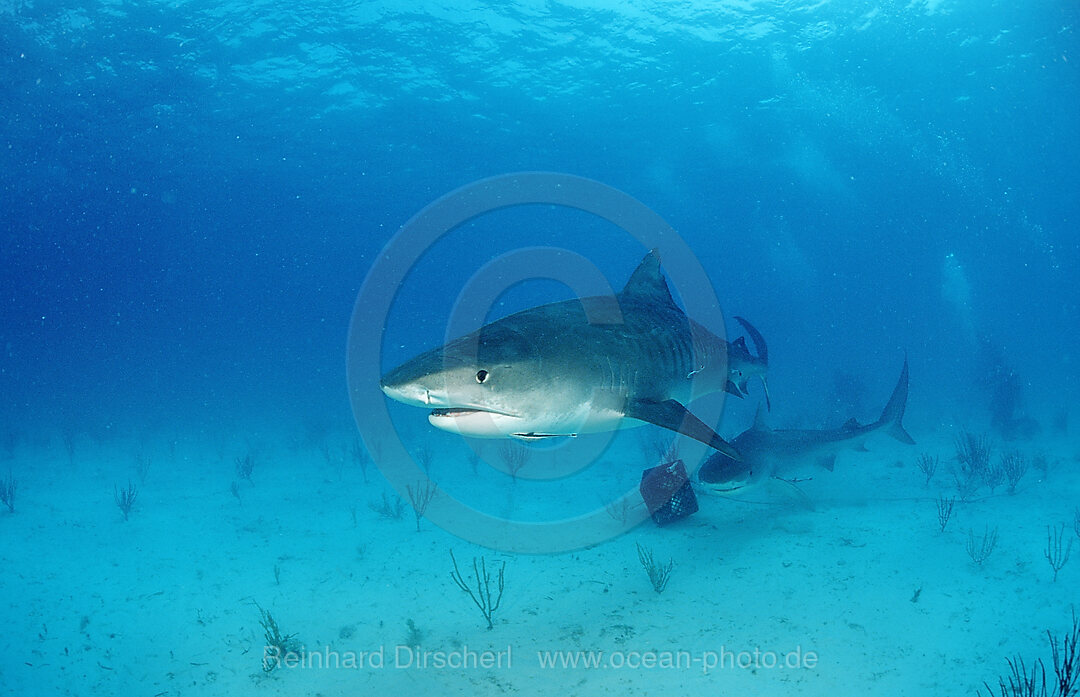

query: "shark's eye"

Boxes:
[475, 370, 489, 384]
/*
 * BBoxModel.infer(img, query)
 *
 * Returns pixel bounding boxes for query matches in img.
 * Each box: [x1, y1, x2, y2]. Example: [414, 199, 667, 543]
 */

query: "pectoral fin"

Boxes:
[627, 399, 740, 460]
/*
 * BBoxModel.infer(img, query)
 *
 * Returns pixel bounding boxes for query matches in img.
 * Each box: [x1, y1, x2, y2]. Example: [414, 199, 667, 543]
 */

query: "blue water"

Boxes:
[2, 1, 1078, 694]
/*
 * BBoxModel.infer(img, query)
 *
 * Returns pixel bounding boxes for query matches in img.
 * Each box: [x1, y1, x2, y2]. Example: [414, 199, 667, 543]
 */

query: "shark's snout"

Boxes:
[697, 451, 750, 491]
[380, 377, 431, 407]
[381, 377, 465, 411]
[381, 361, 528, 439]
[380, 355, 446, 408]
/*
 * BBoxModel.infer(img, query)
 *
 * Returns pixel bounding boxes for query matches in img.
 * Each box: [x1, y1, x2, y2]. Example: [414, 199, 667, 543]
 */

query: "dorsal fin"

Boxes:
[621, 249, 677, 307]
[732, 336, 749, 352]
[843, 417, 861, 431]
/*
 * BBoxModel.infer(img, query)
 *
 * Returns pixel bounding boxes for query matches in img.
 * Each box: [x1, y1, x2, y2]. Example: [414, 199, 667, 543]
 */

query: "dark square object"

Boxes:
[639, 459, 698, 526]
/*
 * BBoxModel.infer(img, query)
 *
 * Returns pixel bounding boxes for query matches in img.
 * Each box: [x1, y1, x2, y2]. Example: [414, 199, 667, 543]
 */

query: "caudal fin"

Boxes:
[734, 316, 768, 363]
[877, 358, 915, 445]
[734, 316, 771, 411]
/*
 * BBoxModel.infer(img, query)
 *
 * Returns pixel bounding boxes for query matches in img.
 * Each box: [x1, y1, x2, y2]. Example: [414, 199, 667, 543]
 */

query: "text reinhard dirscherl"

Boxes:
[263, 644, 818, 674]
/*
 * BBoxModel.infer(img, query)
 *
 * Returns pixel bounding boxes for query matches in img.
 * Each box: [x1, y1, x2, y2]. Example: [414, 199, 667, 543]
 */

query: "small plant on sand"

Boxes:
[498, 442, 530, 482]
[954, 430, 992, 500]
[257, 604, 302, 674]
[915, 453, 938, 486]
[639, 432, 679, 465]
[1048, 610, 1080, 696]
[0, 471, 16, 513]
[414, 446, 433, 475]
[606, 496, 634, 525]
[986, 657, 1047, 697]
[937, 496, 955, 533]
[1000, 450, 1029, 494]
[114, 481, 138, 521]
[981, 610, 1079, 697]
[404, 618, 424, 646]
[982, 461, 1006, 495]
[235, 454, 255, 483]
[637, 542, 674, 594]
[406, 481, 438, 532]
[350, 437, 370, 484]
[956, 430, 992, 471]
[449, 550, 506, 630]
[1045, 524, 1074, 583]
[966, 525, 999, 567]
[369, 491, 405, 519]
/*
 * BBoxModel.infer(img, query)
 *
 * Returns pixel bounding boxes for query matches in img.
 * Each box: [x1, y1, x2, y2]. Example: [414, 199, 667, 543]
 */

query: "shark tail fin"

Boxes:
[734, 316, 768, 363]
[878, 358, 916, 445]
[734, 316, 771, 411]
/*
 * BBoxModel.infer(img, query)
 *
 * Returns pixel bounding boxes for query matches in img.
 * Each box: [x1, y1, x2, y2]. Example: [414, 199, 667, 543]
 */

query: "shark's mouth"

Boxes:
[426, 406, 525, 438]
[696, 470, 748, 494]
[430, 408, 484, 418]
[429, 407, 517, 419]
[702, 484, 744, 494]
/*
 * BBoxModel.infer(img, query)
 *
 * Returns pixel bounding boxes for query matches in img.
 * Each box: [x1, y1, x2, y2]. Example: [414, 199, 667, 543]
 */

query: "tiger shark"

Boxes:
[697, 359, 915, 497]
[380, 250, 756, 458]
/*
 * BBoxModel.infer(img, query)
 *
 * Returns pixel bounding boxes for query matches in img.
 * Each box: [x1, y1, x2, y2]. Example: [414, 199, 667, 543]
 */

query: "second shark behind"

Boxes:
[697, 359, 915, 497]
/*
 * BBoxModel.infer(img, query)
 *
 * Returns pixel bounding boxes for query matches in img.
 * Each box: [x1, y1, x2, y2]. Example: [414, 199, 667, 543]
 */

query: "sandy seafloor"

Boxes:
[1, 419, 1076, 696]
